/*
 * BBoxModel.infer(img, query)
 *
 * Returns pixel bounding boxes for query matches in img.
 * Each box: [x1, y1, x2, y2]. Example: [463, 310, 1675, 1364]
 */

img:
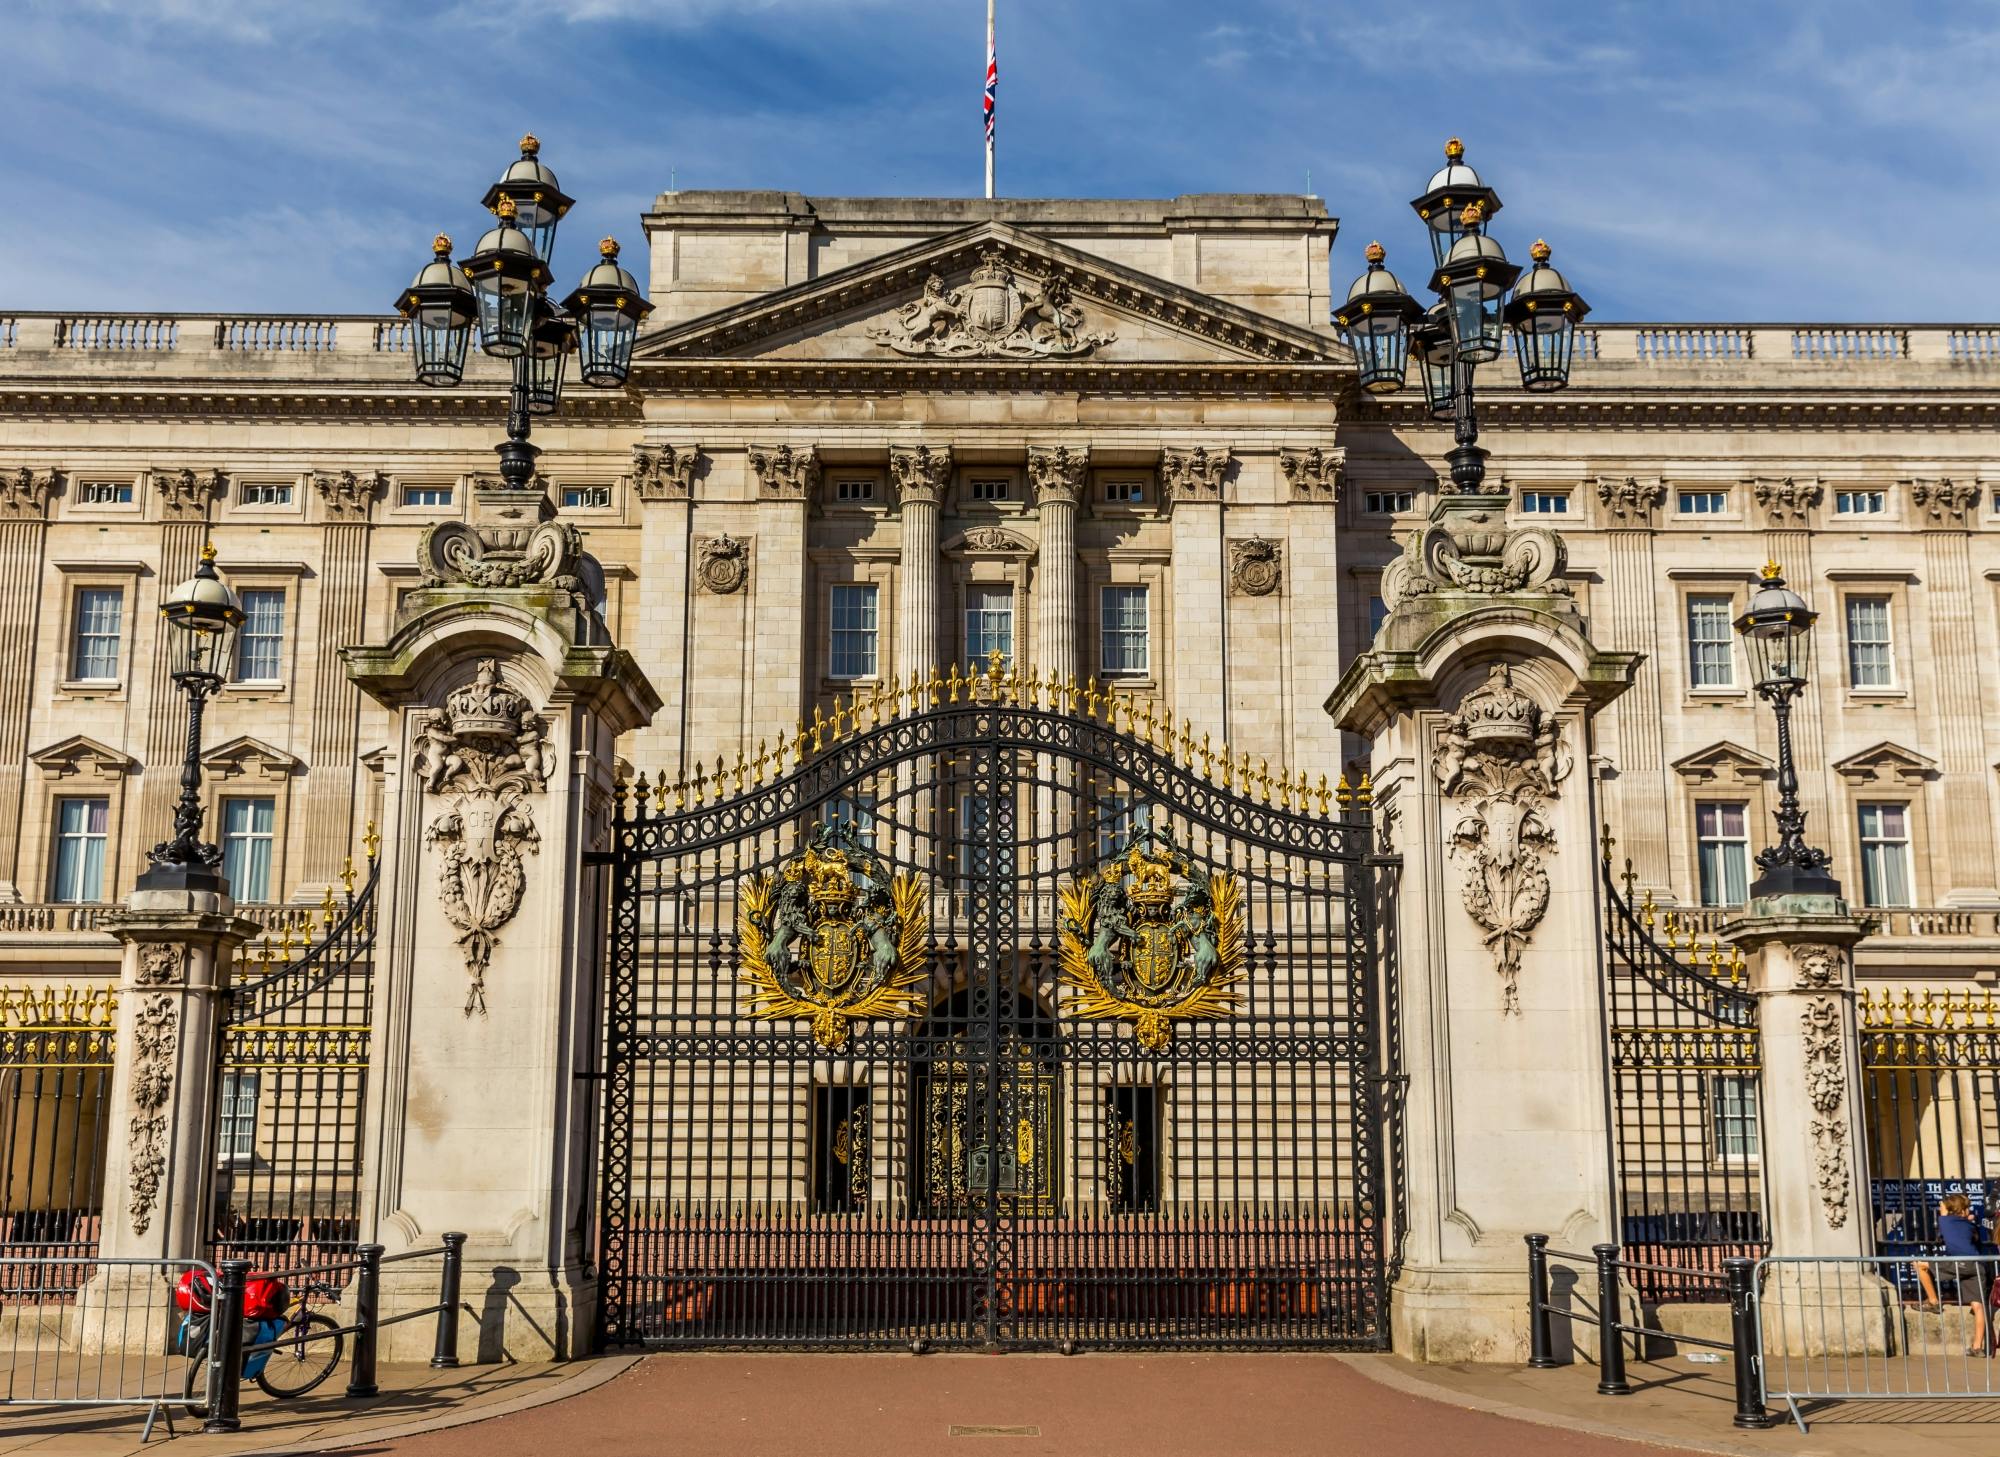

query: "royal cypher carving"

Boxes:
[868, 247, 1114, 359]
[697, 534, 750, 594]
[412, 659, 553, 1016]
[1228, 538, 1283, 597]
[1434, 664, 1572, 1015]
[1794, 942, 1852, 1228]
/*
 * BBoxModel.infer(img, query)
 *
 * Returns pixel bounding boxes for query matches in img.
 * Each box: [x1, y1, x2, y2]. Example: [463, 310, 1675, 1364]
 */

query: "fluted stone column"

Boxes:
[1594, 478, 1671, 894]
[0, 468, 57, 900]
[1912, 479, 1997, 903]
[298, 470, 383, 896]
[1028, 445, 1085, 684]
[891, 446, 951, 682]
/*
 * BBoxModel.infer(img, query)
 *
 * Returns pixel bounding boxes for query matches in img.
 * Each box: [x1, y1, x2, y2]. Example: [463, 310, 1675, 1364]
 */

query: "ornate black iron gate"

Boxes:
[598, 666, 1387, 1349]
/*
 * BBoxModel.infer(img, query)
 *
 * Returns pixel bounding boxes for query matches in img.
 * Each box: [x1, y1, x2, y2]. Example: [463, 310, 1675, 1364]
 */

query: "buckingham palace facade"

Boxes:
[1, 187, 1997, 990]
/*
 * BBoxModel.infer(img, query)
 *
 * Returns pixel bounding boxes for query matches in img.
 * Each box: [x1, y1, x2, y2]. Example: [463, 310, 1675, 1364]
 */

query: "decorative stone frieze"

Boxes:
[312, 468, 385, 522]
[1227, 538, 1283, 597]
[1907, 477, 1980, 527]
[1161, 446, 1230, 505]
[889, 445, 951, 509]
[1026, 444, 1087, 507]
[1794, 943, 1851, 1229]
[696, 533, 751, 594]
[749, 444, 819, 502]
[866, 248, 1115, 359]
[0, 467, 58, 519]
[1380, 502, 1568, 606]
[1279, 446, 1344, 505]
[632, 443, 699, 502]
[411, 659, 553, 1017]
[152, 467, 225, 520]
[1594, 475, 1665, 526]
[1434, 664, 1573, 1015]
[1749, 475, 1823, 525]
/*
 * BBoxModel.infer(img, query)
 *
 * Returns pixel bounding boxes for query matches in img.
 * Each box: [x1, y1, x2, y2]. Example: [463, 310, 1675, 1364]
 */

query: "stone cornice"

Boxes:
[0, 381, 642, 425]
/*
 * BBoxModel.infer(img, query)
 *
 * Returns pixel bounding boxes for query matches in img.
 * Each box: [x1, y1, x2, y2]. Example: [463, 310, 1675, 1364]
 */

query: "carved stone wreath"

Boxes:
[411, 659, 553, 1016]
[1794, 942, 1852, 1228]
[1228, 538, 1283, 597]
[1434, 664, 1572, 1014]
[697, 534, 750, 594]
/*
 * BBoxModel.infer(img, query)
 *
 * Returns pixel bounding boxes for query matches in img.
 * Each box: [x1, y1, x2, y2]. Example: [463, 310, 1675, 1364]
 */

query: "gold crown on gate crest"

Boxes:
[789, 844, 856, 908]
[1123, 845, 1175, 909]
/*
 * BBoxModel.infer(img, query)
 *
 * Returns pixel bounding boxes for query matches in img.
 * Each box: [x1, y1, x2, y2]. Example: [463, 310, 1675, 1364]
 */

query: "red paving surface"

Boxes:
[337, 1353, 1688, 1457]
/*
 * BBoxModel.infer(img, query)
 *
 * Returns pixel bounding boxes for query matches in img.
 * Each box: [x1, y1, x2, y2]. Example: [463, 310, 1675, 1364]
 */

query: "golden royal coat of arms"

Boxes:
[738, 822, 930, 1049]
[1058, 836, 1246, 1050]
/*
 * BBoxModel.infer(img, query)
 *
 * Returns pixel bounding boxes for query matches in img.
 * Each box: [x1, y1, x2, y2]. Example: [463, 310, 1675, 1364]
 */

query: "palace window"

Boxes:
[1106, 1085, 1160, 1213]
[1858, 802, 1913, 908]
[1363, 491, 1414, 514]
[1095, 792, 1154, 860]
[1711, 1075, 1760, 1161]
[822, 792, 878, 845]
[1102, 477, 1147, 504]
[219, 1073, 260, 1164]
[70, 587, 123, 681]
[402, 483, 453, 508]
[968, 477, 1011, 502]
[833, 477, 876, 503]
[1686, 595, 1735, 689]
[52, 798, 108, 903]
[235, 589, 285, 682]
[1368, 595, 1390, 637]
[1695, 802, 1750, 907]
[239, 480, 292, 507]
[1846, 596, 1894, 689]
[965, 587, 1014, 669]
[1100, 585, 1149, 676]
[811, 1086, 870, 1213]
[829, 584, 879, 679]
[1835, 489, 1886, 516]
[77, 480, 133, 506]
[1520, 492, 1570, 514]
[561, 485, 612, 510]
[1678, 490, 1727, 515]
[221, 797, 276, 903]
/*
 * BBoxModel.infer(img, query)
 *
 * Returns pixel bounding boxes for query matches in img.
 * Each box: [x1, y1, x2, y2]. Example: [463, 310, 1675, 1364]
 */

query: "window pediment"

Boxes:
[942, 526, 1037, 559]
[31, 734, 136, 782]
[202, 734, 300, 782]
[1835, 742, 1936, 787]
[1671, 741, 1775, 786]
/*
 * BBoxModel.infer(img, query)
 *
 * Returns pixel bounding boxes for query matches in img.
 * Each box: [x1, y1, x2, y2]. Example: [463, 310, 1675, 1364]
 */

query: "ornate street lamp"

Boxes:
[139, 543, 245, 893]
[1331, 138, 1592, 491]
[393, 135, 653, 493]
[1734, 561, 1841, 899]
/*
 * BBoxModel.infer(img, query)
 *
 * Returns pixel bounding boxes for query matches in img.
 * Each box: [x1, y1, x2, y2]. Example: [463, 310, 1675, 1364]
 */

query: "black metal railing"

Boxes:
[210, 856, 377, 1282]
[0, 986, 115, 1283]
[1599, 850, 1766, 1303]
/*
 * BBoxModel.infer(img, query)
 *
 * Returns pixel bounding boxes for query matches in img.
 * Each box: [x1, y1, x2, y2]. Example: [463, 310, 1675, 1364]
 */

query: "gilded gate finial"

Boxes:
[1315, 775, 1332, 815]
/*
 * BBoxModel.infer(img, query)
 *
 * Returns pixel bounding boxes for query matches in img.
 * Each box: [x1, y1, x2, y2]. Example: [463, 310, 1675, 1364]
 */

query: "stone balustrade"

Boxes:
[1664, 903, 1994, 940]
[0, 900, 316, 938]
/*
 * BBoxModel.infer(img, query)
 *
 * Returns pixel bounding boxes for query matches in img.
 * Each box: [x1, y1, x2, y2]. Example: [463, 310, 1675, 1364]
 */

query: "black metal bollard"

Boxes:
[1725, 1258, 1774, 1429]
[346, 1243, 384, 1398]
[1593, 1243, 1630, 1396]
[1526, 1234, 1558, 1369]
[203, 1259, 251, 1434]
[431, 1232, 466, 1369]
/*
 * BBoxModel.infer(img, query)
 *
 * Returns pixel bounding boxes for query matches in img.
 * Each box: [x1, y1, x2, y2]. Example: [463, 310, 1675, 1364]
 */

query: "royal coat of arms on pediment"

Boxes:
[738, 821, 931, 1048]
[1059, 833, 1246, 1050]
[866, 246, 1115, 360]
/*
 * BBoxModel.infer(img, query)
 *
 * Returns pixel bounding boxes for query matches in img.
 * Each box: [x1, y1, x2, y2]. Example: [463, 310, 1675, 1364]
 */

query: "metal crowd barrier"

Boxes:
[0, 1233, 465, 1437]
[1756, 1252, 2000, 1432]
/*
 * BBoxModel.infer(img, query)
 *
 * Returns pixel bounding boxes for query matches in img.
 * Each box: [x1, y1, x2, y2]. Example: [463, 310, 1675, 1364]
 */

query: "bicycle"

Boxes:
[182, 1276, 345, 1417]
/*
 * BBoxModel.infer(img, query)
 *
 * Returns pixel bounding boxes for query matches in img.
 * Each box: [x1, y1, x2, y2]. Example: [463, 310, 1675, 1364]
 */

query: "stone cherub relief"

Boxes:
[411, 659, 555, 1016]
[867, 247, 1115, 359]
[1434, 664, 1572, 1015]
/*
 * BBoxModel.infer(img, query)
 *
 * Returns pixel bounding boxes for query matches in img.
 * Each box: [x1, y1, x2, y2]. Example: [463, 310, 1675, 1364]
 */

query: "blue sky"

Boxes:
[7, 0, 1995, 321]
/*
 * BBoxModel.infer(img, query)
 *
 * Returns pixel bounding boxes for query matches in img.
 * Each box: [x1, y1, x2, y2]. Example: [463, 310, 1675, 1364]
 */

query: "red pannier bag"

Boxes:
[174, 1268, 211, 1313]
[243, 1276, 288, 1320]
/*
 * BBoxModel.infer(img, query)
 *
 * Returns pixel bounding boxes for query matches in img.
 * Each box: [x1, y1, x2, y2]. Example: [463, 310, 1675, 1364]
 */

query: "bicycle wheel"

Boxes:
[181, 1331, 211, 1420]
[255, 1311, 344, 1400]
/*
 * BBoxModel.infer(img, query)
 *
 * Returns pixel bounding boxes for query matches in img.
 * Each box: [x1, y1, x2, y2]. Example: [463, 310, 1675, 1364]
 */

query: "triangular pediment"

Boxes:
[1671, 741, 1775, 786]
[634, 222, 1345, 369]
[31, 734, 136, 781]
[202, 734, 300, 781]
[1836, 741, 1936, 786]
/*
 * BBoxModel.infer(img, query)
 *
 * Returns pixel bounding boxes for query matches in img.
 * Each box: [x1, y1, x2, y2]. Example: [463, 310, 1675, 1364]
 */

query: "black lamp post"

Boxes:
[1734, 562, 1841, 899]
[1331, 138, 1591, 490]
[393, 134, 654, 492]
[139, 543, 245, 894]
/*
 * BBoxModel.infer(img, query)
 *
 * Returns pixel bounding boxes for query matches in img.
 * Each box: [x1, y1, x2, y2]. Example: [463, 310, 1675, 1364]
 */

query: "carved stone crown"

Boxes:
[444, 659, 528, 742]
[971, 246, 1012, 289]
[1124, 846, 1175, 908]
[1457, 665, 1540, 748]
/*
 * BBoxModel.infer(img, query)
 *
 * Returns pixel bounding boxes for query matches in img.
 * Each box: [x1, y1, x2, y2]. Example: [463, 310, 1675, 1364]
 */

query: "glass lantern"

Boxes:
[1734, 562, 1818, 687]
[463, 197, 551, 359]
[1333, 243, 1422, 394]
[1411, 306, 1457, 420]
[394, 233, 478, 387]
[159, 543, 245, 684]
[1505, 240, 1591, 392]
[1432, 204, 1519, 365]
[521, 302, 578, 415]
[562, 238, 656, 388]
[1408, 137, 1504, 270]
[480, 135, 575, 263]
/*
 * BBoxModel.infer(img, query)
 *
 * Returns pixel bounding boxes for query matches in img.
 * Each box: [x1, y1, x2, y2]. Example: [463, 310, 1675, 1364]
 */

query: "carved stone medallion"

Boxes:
[410, 659, 553, 1016]
[866, 247, 1115, 359]
[697, 534, 750, 594]
[1228, 538, 1283, 597]
[1434, 664, 1572, 1014]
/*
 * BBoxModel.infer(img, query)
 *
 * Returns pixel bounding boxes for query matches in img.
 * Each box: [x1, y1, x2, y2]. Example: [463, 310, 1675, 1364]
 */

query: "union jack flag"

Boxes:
[984, 30, 997, 144]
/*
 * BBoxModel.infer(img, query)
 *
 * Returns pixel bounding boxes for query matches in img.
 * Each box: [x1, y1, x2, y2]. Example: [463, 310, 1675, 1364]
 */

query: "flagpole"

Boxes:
[984, 0, 996, 199]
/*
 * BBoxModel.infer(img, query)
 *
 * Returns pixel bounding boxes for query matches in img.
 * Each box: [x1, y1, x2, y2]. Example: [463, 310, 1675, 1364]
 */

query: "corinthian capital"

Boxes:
[1279, 446, 1344, 505]
[1594, 475, 1665, 527]
[1027, 445, 1088, 509]
[1161, 446, 1230, 506]
[748, 444, 819, 501]
[312, 468, 385, 522]
[153, 466, 226, 520]
[632, 443, 699, 502]
[889, 445, 952, 509]
[1907, 477, 1980, 528]
[0, 467, 58, 519]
